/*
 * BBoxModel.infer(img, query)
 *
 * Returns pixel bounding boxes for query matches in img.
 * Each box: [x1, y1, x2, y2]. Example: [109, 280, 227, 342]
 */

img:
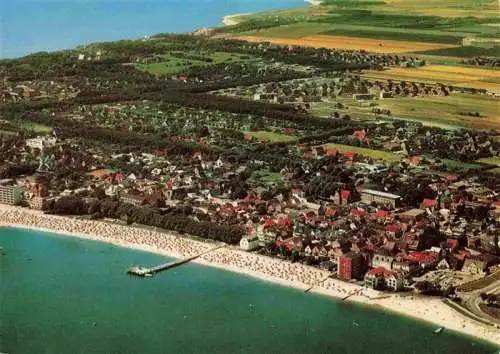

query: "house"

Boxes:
[0, 181, 24, 205]
[353, 94, 374, 101]
[353, 129, 366, 141]
[372, 253, 394, 269]
[462, 257, 488, 275]
[399, 209, 425, 223]
[240, 235, 260, 251]
[87, 168, 115, 181]
[392, 260, 418, 275]
[385, 224, 403, 238]
[360, 189, 400, 208]
[462, 255, 498, 275]
[120, 192, 146, 206]
[364, 267, 404, 291]
[344, 152, 355, 161]
[421, 198, 437, 210]
[324, 147, 338, 156]
[437, 258, 451, 270]
[379, 90, 393, 99]
[28, 196, 49, 211]
[25, 136, 57, 150]
[338, 253, 366, 280]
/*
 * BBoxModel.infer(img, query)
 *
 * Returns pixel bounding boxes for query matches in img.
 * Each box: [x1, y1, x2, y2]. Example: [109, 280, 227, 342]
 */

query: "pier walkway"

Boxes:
[127, 244, 225, 277]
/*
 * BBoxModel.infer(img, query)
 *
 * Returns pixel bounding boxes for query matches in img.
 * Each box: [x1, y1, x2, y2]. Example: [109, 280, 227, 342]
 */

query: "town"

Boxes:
[0, 27, 499, 329]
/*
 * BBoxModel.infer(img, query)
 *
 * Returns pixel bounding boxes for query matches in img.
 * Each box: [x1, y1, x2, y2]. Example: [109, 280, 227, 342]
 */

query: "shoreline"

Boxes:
[221, 0, 321, 27]
[0, 205, 499, 345]
[222, 13, 254, 26]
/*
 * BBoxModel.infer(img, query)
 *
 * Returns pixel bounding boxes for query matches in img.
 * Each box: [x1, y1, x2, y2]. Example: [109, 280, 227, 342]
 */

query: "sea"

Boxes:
[0, 0, 306, 59]
[0, 227, 498, 353]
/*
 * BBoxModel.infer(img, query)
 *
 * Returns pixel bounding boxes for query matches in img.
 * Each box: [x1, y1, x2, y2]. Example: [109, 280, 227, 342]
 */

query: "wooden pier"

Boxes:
[127, 245, 224, 277]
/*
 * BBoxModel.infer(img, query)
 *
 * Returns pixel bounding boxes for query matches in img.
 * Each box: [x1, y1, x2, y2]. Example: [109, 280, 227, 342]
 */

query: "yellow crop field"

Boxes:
[232, 35, 456, 54]
[364, 65, 500, 93]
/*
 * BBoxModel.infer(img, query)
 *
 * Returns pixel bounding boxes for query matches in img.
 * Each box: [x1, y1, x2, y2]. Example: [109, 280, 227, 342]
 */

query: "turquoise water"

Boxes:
[0, 0, 306, 59]
[0, 227, 498, 354]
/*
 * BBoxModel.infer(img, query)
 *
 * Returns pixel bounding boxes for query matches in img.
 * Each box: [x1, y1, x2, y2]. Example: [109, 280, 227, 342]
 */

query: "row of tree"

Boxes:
[45, 196, 244, 244]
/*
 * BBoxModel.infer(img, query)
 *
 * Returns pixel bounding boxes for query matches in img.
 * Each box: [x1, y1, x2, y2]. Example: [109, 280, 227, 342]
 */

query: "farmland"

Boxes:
[222, 0, 499, 60]
[363, 65, 500, 93]
[231, 35, 456, 54]
[311, 94, 500, 132]
[477, 157, 500, 167]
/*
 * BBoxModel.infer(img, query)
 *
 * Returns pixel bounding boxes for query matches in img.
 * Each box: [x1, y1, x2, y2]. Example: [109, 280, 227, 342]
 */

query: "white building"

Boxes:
[240, 236, 260, 251]
[26, 137, 57, 150]
[372, 254, 394, 269]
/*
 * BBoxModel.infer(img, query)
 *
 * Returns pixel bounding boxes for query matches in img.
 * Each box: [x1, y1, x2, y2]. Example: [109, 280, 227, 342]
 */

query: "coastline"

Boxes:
[222, 13, 253, 26]
[0, 204, 498, 346]
[221, 0, 321, 27]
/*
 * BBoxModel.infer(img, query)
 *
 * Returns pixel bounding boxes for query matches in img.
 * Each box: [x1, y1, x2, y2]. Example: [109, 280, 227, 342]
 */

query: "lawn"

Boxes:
[322, 143, 401, 162]
[246, 131, 298, 142]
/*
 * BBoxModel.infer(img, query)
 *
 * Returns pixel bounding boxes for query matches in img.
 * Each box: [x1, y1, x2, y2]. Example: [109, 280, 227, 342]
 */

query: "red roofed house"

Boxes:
[282, 127, 295, 135]
[324, 147, 338, 156]
[344, 151, 355, 161]
[447, 175, 458, 182]
[244, 133, 253, 141]
[364, 267, 405, 291]
[353, 129, 366, 141]
[374, 209, 389, 220]
[340, 189, 351, 204]
[303, 151, 313, 159]
[385, 224, 403, 238]
[408, 156, 421, 167]
[421, 198, 437, 210]
[350, 209, 366, 218]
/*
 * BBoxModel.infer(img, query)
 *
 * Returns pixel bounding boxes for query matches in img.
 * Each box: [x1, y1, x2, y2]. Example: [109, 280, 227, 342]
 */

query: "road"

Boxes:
[461, 279, 500, 325]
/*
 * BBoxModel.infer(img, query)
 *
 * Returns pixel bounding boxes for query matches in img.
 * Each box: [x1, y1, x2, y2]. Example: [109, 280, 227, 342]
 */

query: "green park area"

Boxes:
[322, 142, 401, 163]
[136, 51, 254, 76]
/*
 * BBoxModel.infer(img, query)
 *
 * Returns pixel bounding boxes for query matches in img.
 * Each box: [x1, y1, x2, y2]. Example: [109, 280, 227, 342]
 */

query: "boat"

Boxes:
[433, 327, 444, 334]
[353, 321, 360, 327]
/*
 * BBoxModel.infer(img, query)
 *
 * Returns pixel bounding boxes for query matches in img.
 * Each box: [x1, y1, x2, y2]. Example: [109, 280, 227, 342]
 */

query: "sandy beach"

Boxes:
[0, 204, 498, 345]
[222, 13, 253, 26]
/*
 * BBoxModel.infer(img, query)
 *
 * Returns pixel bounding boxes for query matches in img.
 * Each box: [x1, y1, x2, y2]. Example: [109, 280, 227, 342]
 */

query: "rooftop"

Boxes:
[361, 189, 400, 200]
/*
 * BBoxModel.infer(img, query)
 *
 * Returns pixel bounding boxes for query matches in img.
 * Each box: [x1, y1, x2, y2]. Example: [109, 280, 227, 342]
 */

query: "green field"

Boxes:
[246, 131, 298, 142]
[137, 51, 253, 76]
[312, 93, 500, 132]
[438, 158, 483, 170]
[21, 122, 53, 134]
[253, 168, 283, 185]
[224, 0, 499, 61]
[323, 143, 401, 162]
[477, 157, 500, 167]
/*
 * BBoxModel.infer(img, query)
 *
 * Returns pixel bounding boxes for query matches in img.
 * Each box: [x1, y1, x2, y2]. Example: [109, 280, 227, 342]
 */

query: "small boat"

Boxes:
[434, 327, 444, 334]
[353, 321, 360, 327]
[144, 273, 153, 278]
